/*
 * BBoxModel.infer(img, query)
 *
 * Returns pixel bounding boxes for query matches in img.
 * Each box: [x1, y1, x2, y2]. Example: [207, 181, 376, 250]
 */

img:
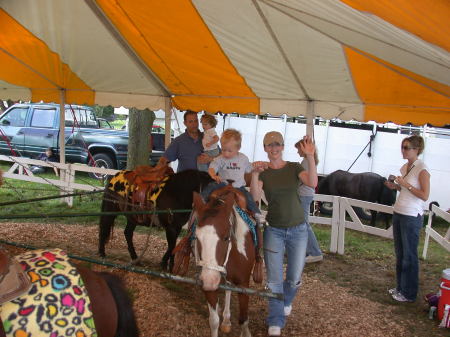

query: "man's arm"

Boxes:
[163, 138, 179, 162]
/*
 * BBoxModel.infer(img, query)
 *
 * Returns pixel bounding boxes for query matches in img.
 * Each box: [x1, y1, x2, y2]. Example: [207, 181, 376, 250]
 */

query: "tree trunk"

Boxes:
[127, 108, 155, 170]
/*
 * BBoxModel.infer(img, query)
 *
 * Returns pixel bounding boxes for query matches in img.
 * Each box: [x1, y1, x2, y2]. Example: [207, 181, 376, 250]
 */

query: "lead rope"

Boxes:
[347, 130, 376, 172]
[133, 203, 159, 265]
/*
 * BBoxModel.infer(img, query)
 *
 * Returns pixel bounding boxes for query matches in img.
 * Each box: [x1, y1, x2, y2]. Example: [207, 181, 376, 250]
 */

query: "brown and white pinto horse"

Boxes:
[193, 192, 256, 337]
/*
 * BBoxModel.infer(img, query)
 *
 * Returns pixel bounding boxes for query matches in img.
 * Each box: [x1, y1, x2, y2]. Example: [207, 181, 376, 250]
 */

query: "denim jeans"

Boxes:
[197, 148, 220, 172]
[201, 182, 260, 214]
[300, 195, 322, 257]
[263, 223, 308, 328]
[392, 212, 423, 301]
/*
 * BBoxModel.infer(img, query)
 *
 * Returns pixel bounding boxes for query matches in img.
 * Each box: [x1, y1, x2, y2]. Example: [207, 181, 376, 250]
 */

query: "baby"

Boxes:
[197, 114, 220, 172]
[204, 129, 262, 223]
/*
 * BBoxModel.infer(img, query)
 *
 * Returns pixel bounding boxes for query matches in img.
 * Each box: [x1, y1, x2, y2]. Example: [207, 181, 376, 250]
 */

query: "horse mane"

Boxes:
[199, 198, 225, 223]
[164, 169, 213, 195]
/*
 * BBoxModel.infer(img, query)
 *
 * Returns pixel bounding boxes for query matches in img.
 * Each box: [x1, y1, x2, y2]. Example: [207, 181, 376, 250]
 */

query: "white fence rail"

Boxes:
[311, 194, 448, 257]
[0, 155, 118, 206]
[423, 204, 450, 259]
[2, 159, 449, 257]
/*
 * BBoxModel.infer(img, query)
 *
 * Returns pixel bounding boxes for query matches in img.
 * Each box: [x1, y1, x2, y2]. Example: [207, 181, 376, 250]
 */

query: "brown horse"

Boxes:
[99, 168, 213, 271]
[193, 191, 256, 337]
[0, 248, 138, 337]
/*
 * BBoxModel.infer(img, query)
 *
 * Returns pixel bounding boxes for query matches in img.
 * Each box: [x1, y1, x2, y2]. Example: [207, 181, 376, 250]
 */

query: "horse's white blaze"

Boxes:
[233, 209, 249, 259]
[197, 225, 221, 291]
[207, 302, 220, 337]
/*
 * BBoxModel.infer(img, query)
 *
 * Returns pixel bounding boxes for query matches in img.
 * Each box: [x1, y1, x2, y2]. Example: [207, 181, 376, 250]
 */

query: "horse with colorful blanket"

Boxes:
[0, 248, 138, 337]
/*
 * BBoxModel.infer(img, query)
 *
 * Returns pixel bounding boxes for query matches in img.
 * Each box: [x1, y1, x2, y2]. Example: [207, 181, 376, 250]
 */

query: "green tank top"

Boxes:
[259, 162, 305, 228]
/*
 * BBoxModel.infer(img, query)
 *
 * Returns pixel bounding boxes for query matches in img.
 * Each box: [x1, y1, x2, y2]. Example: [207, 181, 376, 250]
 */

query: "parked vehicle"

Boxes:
[0, 103, 166, 177]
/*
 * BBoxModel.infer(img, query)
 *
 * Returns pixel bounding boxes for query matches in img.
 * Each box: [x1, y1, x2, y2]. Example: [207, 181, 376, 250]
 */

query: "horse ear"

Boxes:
[222, 192, 235, 214]
[193, 191, 206, 210]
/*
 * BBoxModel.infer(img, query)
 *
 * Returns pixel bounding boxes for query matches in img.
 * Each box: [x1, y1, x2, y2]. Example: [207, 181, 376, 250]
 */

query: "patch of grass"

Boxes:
[1, 164, 116, 225]
[307, 223, 449, 337]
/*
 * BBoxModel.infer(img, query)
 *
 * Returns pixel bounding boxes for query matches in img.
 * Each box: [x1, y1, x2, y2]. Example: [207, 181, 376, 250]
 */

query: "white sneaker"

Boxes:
[305, 255, 323, 263]
[284, 305, 292, 316]
[391, 291, 414, 303]
[388, 288, 399, 296]
[268, 326, 281, 336]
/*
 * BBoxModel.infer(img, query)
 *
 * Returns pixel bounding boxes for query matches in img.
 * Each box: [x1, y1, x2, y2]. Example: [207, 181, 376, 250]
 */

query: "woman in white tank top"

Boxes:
[385, 135, 430, 303]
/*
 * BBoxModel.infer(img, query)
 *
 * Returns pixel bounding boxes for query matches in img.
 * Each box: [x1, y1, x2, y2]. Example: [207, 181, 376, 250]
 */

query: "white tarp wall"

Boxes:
[170, 110, 449, 210]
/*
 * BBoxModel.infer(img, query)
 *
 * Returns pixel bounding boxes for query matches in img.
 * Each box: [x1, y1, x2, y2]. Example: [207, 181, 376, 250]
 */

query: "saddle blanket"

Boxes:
[0, 249, 96, 337]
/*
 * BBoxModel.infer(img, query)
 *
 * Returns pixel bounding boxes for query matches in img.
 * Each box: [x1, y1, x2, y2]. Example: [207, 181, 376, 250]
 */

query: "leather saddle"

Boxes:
[209, 184, 249, 214]
[0, 249, 31, 305]
[124, 158, 174, 223]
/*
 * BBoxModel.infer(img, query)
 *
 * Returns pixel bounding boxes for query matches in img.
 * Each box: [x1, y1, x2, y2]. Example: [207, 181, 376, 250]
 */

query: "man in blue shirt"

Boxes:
[164, 110, 212, 172]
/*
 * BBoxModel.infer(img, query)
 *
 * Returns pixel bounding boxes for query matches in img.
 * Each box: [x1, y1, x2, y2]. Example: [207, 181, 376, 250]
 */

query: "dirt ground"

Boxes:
[0, 223, 446, 337]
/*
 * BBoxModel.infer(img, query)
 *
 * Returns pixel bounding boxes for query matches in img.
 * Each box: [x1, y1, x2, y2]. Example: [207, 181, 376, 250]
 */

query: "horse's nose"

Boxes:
[200, 268, 221, 291]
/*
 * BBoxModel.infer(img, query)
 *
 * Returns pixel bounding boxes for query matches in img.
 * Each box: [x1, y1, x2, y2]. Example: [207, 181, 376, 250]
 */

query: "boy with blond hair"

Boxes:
[204, 129, 262, 223]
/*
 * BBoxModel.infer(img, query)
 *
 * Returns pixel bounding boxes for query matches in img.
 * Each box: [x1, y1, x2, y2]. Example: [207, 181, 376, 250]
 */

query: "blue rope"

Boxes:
[187, 207, 257, 245]
[235, 206, 257, 246]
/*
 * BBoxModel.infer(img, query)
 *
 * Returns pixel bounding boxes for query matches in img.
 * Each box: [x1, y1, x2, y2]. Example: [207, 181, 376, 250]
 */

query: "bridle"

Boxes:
[194, 200, 236, 275]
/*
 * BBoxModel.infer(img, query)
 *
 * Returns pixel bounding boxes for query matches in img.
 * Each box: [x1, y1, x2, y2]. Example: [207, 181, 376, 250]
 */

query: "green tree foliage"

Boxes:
[91, 105, 115, 119]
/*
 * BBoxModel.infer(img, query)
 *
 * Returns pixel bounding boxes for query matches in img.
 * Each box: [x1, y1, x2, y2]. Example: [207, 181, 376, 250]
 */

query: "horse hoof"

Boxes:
[220, 323, 232, 333]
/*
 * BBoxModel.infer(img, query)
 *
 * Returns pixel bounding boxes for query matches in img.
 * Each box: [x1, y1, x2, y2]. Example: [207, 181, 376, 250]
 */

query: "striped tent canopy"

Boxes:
[1, 0, 449, 126]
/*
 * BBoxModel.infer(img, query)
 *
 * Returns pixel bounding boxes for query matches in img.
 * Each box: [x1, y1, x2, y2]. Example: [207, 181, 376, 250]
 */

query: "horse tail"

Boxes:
[99, 272, 139, 337]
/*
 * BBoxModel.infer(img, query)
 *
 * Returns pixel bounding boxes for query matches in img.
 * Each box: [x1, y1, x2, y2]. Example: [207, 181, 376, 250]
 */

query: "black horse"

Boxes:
[98, 169, 213, 271]
[318, 170, 396, 228]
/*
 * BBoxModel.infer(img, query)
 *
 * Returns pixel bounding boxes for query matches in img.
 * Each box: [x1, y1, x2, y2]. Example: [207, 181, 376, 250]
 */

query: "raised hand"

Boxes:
[299, 135, 315, 156]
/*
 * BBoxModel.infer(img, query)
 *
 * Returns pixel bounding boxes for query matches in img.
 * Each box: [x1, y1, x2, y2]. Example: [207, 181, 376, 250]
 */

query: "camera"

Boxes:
[388, 174, 396, 182]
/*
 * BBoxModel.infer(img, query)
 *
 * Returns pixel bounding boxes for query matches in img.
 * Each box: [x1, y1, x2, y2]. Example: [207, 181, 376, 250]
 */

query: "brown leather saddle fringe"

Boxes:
[123, 158, 174, 223]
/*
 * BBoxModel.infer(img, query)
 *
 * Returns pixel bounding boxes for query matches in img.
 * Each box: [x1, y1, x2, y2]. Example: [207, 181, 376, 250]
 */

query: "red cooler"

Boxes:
[438, 268, 450, 321]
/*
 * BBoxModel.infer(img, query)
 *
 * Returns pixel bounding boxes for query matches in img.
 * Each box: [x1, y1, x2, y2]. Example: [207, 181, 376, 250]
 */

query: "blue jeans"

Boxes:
[300, 195, 322, 257]
[263, 223, 308, 328]
[201, 182, 261, 215]
[197, 148, 220, 172]
[392, 212, 423, 301]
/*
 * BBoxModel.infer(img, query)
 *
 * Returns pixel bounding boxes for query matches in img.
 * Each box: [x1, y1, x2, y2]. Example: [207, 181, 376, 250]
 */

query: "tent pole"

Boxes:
[164, 97, 172, 149]
[59, 89, 66, 165]
[59, 89, 72, 206]
[306, 101, 314, 137]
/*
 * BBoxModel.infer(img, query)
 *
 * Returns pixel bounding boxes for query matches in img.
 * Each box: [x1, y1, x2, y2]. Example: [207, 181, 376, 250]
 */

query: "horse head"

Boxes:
[193, 192, 235, 292]
[379, 178, 397, 206]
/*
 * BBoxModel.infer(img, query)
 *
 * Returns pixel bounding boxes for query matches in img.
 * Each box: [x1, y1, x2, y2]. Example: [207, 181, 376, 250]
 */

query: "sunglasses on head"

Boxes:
[401, 146, 416, 151]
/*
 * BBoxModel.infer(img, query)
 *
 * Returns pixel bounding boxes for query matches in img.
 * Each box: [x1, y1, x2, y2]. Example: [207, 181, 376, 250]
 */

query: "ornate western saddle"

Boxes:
[109, 157, 174, 223]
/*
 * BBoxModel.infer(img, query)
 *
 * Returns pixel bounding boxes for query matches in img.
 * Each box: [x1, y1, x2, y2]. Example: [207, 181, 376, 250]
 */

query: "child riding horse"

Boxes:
[192, 190, 258, 337]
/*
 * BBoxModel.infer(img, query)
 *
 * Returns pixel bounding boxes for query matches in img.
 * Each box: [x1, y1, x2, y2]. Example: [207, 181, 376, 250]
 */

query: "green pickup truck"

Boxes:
[0, 103, 165, 175]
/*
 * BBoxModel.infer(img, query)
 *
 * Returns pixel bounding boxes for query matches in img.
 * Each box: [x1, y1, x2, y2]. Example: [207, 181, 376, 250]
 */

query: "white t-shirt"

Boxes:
[393, 159, 429, 216]
[202, 128, 218, 151]
[209, 152, 252, 188]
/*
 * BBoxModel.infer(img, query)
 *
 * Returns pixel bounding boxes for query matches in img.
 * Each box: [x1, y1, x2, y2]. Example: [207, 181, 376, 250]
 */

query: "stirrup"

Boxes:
[0, 257, 31, 304]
